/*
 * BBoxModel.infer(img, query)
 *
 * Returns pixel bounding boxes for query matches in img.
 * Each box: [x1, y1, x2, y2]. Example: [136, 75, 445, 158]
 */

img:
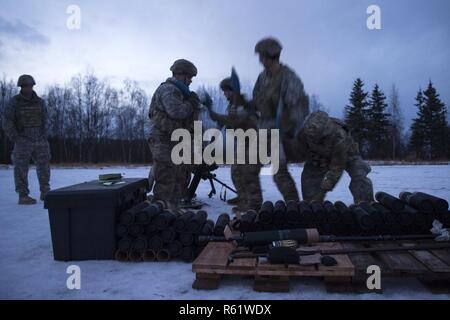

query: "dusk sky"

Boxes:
[1, 0, 449, 125]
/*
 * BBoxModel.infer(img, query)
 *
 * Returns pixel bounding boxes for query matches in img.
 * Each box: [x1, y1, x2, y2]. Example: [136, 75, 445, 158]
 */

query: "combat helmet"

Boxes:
[17, 75, 36, 87]
[170, 59, 198, 77]
[255, 37, 283, 58]
[302, 111, 333, 140]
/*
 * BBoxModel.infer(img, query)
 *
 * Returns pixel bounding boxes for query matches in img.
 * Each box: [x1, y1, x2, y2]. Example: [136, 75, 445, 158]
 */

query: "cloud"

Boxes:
[0, 17, 50, 45]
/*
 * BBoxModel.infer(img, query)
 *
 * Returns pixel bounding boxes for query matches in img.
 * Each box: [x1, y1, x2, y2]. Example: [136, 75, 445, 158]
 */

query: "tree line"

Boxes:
[344, 78, 449, 160]
[0, 73, 449, 164]
[1, 73, 154, 164]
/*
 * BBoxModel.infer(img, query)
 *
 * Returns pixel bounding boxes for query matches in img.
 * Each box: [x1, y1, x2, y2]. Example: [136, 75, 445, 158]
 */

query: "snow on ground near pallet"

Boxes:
[0, 165, 449, 300]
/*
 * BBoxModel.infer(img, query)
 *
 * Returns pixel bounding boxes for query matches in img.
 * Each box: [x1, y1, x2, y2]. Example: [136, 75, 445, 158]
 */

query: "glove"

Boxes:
[188, 92, 200, 108]
[205, 103, 212, 113]
[201, 92, 213, 110]
[320, 177, 335, 192]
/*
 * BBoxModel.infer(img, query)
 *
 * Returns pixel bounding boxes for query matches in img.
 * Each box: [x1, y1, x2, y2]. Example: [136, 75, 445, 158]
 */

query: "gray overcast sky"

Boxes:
[0, 0, 449, 125]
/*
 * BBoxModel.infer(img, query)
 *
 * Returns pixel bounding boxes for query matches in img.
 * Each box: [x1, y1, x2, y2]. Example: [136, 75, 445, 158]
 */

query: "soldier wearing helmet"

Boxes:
[148, 59, 201, 208]
[2, 75, 51, 205]
[299, 111, 374, 203]
[170, 59, 198, 78]
[206, 77, 262, 212]
[251, 37, 310, 203]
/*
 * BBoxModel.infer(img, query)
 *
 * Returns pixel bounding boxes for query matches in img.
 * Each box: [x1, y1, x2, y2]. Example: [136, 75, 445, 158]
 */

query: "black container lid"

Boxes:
[44, 178, 149, 208]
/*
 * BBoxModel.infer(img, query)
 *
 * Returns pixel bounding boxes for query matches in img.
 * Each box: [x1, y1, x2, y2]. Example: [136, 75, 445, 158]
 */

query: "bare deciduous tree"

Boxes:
[389, 84, 404, 160]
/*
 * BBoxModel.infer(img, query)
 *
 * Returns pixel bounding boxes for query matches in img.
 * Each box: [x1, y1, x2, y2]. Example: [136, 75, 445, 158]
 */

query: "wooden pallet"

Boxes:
[334, 241, 450, 294]
[192, 241, 450, 293]
[192, 242, 354, 292]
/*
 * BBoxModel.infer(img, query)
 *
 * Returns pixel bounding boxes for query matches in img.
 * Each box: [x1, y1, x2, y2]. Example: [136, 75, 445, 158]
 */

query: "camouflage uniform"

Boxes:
[252, 64, 309, 202]
[209, 100, 263, 211]
[148, 77, 197, 205]
[2, 91, 51, 196]
[300, 111, 374, 204]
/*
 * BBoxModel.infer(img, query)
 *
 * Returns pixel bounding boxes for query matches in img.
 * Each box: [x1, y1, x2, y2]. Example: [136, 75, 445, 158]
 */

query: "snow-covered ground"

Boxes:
[0, 165, 449, 300]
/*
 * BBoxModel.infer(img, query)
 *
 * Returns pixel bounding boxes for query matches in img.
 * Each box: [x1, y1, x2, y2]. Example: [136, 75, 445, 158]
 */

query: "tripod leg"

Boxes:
[208, 178, 216, 198]
[213, 177, 237, 194]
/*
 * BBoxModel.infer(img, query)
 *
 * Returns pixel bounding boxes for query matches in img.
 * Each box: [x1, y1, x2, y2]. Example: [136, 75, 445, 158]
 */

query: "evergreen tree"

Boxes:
[345, 78, 369, 156]
[409, 89, 428, 158]
[409, 82, 448, 159]
[424, 82, 448, 159]
[367, 84, 391, 158]
[447, 125, 450, 159]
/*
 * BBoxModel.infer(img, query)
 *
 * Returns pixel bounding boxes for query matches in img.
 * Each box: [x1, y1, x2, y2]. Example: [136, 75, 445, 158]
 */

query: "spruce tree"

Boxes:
[424, 82, 448, 159]
[410, 82, 448, 159]
[367, 84, 391, 158]
[345, 78, 369, 156]
[410, 89, 428, 158]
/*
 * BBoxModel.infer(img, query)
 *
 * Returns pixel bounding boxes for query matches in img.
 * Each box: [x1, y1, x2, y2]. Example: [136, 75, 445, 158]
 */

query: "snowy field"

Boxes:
[0, 165, 449, 300]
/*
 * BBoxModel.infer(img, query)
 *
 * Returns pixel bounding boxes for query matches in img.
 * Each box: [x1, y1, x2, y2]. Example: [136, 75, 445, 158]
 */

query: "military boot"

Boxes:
[18, 195, 37, 205]
[178, 198, 204, 210]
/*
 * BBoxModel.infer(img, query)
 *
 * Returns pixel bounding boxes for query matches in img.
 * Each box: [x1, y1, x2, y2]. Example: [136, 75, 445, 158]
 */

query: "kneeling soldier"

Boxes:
[299, 111, 374, 204]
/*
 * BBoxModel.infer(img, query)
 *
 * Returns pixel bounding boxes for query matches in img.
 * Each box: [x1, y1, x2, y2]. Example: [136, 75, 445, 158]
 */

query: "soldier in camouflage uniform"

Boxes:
[148, 59, 200, 208]
[299, 111, 374, 204]
[207, 78, 263, 211]
[251, 37, 310, 203]
[2, 75, 51, 205]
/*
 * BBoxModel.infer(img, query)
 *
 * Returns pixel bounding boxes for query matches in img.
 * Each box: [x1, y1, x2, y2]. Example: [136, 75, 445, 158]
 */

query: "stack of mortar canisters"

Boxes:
[236, 191, 449, 236]
[115, 201, 219, 263]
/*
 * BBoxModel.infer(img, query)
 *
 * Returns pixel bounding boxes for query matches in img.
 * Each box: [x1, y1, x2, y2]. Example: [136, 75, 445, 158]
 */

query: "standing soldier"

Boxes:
[148, 59, 200, 209]
[299, 111, 374, 203]
[2, 75, 51, 205]
[251, 37, 310, 203]
[206, 78, 263, 212]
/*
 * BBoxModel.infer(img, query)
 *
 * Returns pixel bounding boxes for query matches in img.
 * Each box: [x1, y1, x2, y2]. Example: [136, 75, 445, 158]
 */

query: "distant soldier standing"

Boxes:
[2, 75, 51, 205]
[206, 78, 263, 211]
[299, 111, 374, 203]
[148, 59, 200, 209]
[251, 37, 310, 203]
